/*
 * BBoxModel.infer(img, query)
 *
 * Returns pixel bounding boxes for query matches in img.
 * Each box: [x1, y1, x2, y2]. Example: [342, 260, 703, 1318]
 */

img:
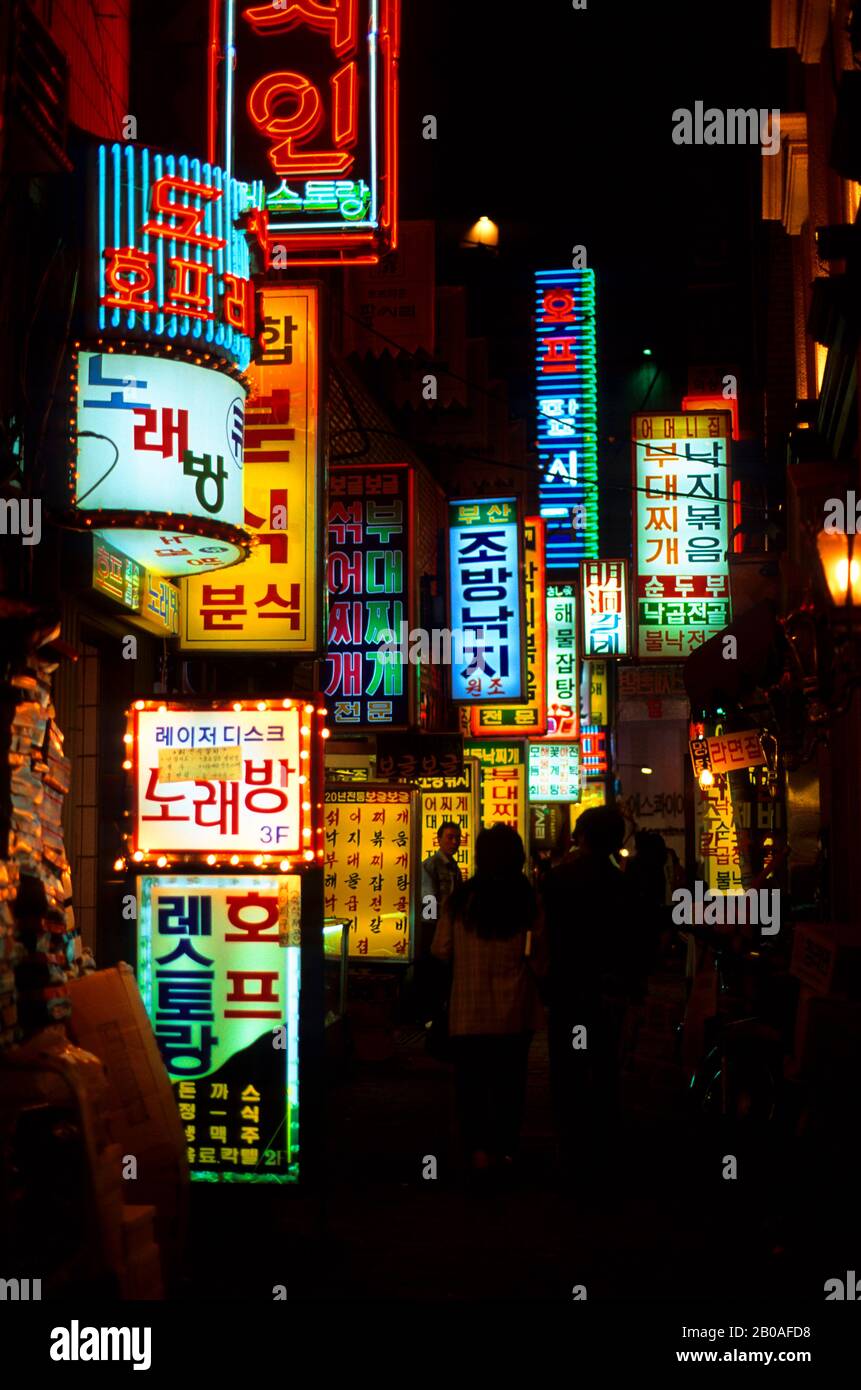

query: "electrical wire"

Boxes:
[73, 433, 119, 503]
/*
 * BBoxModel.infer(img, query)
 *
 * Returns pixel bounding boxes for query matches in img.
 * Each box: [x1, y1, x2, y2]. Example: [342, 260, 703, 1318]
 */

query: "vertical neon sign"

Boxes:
[535, 268, 598, 568]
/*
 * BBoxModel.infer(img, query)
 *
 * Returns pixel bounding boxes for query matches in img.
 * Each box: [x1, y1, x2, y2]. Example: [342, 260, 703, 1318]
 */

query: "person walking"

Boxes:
[415, 822, 463, 1043]
[431, 824, 547, 1184]
[542, 806, 644, 1173]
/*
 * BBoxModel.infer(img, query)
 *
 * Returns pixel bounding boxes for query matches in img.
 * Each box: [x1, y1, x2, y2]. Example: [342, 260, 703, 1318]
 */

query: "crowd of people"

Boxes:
[415, 811, 682, 1186]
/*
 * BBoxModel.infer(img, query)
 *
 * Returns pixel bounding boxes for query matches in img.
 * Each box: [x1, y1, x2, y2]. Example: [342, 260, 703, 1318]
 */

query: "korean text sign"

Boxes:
[528, 743, 581, 803]
[75, 352, 247, 575]
[633, 412, 732, 659]
[137, 874, 301, 1182]
[131, 705, 308, 861]
[690, 730, 766, 776]
[223, 0, 400, 264]
[544, 583, 579, 738]
[535, 269, 598, 568]
[181, 285, 320, 651]
[417, 766, 474, 880]
[323, 787, 414, 960]
[92, 143, 255, 370]
[471, 517, 547, 736]
[448, 499, 524, 703]
[326, 465, 413, 728]
[697, 780, 744, 894]
[581, 559, 629, 658]
[466, 741, 527, 841]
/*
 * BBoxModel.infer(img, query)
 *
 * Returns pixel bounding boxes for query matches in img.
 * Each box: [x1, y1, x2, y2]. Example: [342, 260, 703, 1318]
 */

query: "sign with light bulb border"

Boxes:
[124, 698, 326, 869]
[67, 348, 253, 577]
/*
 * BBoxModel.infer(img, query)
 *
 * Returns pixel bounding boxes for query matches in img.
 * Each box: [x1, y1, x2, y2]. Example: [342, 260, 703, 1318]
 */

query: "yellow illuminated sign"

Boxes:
[181, 284, 320, 651]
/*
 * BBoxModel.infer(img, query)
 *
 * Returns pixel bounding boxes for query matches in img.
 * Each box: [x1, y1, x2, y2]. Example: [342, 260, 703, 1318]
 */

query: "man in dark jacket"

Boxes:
[415, 822, 462, 1033]
[543, 807, 644, 1170]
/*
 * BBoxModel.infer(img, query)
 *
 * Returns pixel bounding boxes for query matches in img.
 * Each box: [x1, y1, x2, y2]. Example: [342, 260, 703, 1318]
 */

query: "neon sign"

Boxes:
[137, 873, 301, 1183]
[126, 698, 326, 868]
[72, 351, 250, 576]
[181, 284, 321, 651]
[633, 411, 732, 659]
[323, 786, 415, 960]
[544, 583, 579, 739]
[325, 465, 413, 728]
[213, 0, 400, 265]
[535, 269, 598, 567]
[528, 742, 581, 803]
[91, 143, 255, 371]
[448, 499, 524, 704]
[581, 559, 629, 658]
[470, 516, 546, 735]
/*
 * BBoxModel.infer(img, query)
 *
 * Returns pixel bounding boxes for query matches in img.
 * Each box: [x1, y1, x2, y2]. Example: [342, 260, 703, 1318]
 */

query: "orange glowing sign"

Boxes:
[181, 284, 321, 652]
[211, 0, 399, 266]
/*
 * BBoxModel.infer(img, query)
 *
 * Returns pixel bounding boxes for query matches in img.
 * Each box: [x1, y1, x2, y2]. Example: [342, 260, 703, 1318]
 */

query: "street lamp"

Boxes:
[816, 529, 861, 609]
[462, 216, 499, 249]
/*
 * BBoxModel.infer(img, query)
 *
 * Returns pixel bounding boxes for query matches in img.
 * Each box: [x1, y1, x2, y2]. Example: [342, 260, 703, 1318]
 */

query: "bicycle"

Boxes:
[682, 925, 785, 1130]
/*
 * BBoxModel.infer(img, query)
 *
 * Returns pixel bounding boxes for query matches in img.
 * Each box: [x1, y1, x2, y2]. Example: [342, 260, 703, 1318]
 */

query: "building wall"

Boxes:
[32, 0, 130, 138]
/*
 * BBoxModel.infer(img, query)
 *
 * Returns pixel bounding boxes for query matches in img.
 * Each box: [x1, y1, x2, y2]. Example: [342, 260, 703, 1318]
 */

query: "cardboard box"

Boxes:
[790, 923, 861, 997]
[67, 964, 189, 1286]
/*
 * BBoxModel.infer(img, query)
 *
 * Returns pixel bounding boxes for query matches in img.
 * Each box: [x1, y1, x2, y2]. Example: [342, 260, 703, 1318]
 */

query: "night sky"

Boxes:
[134, 0, 788, 547]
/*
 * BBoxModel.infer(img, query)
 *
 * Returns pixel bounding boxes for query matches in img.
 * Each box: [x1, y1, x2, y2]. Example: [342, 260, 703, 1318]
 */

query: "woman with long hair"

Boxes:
[431, 823, 547, 1182]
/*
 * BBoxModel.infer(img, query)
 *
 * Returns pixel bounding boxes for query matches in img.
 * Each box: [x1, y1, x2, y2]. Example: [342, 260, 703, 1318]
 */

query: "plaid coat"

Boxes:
[431, 894, 548, 1037]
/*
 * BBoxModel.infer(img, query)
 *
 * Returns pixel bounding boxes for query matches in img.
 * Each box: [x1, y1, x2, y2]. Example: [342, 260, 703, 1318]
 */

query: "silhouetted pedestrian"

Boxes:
[543, 807, 644, 1172]
[431, 824, 547, 1184]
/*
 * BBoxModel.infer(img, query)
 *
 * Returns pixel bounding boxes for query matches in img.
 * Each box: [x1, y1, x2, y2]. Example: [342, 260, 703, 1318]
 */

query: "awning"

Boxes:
[683, 600, 788, 710]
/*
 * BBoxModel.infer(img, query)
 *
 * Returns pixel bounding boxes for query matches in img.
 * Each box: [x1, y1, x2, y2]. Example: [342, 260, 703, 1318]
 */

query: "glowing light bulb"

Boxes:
[699, 768, 715, 788]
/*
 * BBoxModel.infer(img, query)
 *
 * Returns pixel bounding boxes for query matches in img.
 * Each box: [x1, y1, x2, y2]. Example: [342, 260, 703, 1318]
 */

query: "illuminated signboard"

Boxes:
[417, 765, 475, 880]
[528, 742, 581, 803]
[589, 661, 608, 725]
[72, 351, 250, 575]
[535, 269, 598, 568]
[580, 725, 608, 778]
[544, 583, 579, 738]
[93, 534, 141, 609]
[633, 411, 732, 659]
[127, 699, 324, 867]
[325, 465, 413, 728]
[323, 787, 415, 960]
[470, 516, 547, 737]
[465, 741, 527, 841]
[140, 572, 181, 637]
[137, 873, 301, 1183]
[214, 0, 400, 265]
[90, 143, 255, 370]
[581, 559, 629, 658]
[682, 394, 740, 440]
[93, 538, 180, 636]
[697, 778, 744, 895]
[181, 285, 321, 651]
[689, 729, 766, 776]
[448, 498, 523, 703]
